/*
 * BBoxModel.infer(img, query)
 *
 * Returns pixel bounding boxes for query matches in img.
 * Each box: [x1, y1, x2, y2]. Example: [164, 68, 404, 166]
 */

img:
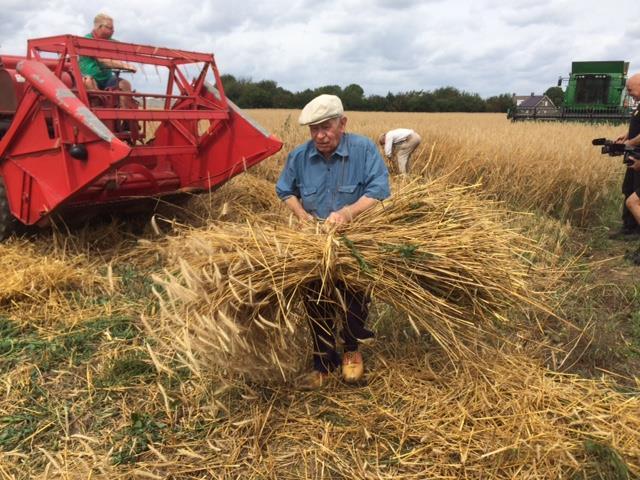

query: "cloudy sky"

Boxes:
[1, 0, 639, 98]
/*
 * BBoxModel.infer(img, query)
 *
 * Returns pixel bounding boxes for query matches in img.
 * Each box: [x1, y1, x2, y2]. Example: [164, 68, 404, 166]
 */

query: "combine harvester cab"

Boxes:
[508, 61, 633, 123]
[0, 35, 283, 238]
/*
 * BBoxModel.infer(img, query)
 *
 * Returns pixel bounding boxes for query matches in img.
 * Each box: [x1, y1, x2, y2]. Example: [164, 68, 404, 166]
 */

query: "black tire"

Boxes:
[0, 180, 16, 240]
[0, 118, 10, 140]
[0, 118, 16, 240]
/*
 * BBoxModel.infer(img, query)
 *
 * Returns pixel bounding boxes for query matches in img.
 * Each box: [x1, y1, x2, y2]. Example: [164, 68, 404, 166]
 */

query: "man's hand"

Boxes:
[325, 209, 350, 226]
[324, 206, 354, 232]
[121, 63, 137, 73]
[115, 61, 137, 73]
[628, 157, 640, 172]
[283, 196, 314, 223]
[626, 135, 640, 148]
[325, 196, 378, 230]
[99, 58, 137, 73]
[297, 212, 314, 223]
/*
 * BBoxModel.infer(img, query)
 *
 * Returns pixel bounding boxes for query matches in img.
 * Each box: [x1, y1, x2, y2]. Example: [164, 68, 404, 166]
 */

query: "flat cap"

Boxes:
[298, 94, 344, 126]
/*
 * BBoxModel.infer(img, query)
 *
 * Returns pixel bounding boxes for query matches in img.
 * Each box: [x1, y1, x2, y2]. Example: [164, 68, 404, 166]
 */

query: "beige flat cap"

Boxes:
[298, 94, 344, 125]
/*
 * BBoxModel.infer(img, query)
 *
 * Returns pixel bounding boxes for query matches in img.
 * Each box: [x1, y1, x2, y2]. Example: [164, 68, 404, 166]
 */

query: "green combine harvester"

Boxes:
[508, 61, 633, 123]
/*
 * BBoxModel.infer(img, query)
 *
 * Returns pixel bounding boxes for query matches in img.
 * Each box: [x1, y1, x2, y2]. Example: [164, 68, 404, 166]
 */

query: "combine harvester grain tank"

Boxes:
[0, 35, 283, 239]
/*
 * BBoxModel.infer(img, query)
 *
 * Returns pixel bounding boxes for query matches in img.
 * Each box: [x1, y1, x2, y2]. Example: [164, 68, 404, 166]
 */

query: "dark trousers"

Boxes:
[622, 168, 640, 230]
[303, 280, 370, 373]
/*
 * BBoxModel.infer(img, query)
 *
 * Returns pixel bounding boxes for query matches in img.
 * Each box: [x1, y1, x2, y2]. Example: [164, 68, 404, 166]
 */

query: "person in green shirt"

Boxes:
[79, 13, 137, 107]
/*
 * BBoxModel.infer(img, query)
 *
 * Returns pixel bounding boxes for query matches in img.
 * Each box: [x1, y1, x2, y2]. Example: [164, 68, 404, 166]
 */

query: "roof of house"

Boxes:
[519, 95, 551, 107]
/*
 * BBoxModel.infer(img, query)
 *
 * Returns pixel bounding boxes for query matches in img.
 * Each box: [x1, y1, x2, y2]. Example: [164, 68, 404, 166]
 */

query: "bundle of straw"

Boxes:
[0, 239, 108, 325]
[147, 178, 552, 380]
[0, 241, 85, 301]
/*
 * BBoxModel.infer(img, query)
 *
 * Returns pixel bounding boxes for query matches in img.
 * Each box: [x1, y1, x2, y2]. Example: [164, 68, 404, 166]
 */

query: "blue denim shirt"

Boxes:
[276, 133, 390, 219]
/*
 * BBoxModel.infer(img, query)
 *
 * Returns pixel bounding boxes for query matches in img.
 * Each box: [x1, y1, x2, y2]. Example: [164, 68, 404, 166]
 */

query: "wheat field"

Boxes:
[250, 111, 623, 225]
[0, 111, 638, 479]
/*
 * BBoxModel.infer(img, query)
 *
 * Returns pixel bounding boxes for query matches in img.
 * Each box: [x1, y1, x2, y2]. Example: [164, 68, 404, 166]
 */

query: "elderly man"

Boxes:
[276, 94, 390, 389]
[611, 74, 640, 239]
[379, 128, 422, 174]
[79, 13, 137, 107]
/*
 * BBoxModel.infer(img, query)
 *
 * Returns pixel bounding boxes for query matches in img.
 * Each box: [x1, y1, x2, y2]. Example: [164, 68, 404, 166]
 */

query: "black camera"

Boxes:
[592, 138, 640, 166]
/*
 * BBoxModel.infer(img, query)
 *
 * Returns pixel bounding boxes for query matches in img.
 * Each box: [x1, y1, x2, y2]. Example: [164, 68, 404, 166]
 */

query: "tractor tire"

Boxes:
[0, 180, 16, 240]
[0, 118, 10, 140]
[0, 118, 16, 240]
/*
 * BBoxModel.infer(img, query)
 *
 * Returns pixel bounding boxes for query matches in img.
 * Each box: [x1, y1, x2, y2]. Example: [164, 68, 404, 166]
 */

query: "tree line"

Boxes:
[220, 74, 518, 113]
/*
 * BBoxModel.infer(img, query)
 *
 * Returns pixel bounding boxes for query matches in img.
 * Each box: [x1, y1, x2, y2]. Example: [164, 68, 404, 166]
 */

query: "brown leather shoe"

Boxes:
[342, 351, 364, 383]
[297, 370, 328, 390]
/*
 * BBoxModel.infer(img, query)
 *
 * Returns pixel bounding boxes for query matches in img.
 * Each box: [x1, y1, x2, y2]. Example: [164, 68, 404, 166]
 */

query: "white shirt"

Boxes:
[383, 128, 414, 157]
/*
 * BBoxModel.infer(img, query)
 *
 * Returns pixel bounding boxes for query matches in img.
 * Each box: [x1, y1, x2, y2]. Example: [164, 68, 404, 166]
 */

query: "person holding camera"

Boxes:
[611, 74, 640, 239]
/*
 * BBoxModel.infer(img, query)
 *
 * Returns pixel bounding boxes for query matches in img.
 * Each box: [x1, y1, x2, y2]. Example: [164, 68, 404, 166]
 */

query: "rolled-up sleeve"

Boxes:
[384, 135, 393, 157]
[275, 151, 299, 200]
[362, 142, 391, 201]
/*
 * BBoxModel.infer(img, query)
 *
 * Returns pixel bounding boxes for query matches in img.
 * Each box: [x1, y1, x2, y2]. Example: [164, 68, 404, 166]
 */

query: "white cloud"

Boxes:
[1, 0, 638, 97]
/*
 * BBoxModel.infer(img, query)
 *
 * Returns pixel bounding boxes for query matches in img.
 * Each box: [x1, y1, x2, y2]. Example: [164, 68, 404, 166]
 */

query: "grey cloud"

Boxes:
[372, 0, 441, 8]
[2, 0, 640, 100]
[340, 28, 419, 66]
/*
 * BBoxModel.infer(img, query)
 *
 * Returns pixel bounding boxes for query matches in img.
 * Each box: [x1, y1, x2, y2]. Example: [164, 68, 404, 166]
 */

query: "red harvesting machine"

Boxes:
[0, 35, 283, 238]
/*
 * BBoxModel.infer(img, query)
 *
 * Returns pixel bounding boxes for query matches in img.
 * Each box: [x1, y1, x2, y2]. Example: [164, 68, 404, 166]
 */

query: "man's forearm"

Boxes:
[283, 196, 312, 221]
[338, 196, 379, 221]
[627, 133, 640, 147]
[99, 58, 136, 71]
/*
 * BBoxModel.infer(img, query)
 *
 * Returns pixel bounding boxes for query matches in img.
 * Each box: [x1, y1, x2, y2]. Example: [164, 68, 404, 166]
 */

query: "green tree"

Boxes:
[222, 75, 499, 112]
[433, 86, 461, 111]
[220, 74, 240, 102]
[364, 94, 387, 111]
[238, 84, 273, 108]
[544, 86, 564, 107]
[411, 92, 436, 112]
[342, 83, 365, 110]
[293, 89, 317, 108]
[315, 85, 343, 97]
[485, 93, 515, 113]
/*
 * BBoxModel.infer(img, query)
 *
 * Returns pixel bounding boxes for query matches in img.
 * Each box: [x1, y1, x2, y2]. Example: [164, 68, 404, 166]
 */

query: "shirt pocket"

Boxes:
[300, 186, 318, 211]
[337, 184, 360, 205]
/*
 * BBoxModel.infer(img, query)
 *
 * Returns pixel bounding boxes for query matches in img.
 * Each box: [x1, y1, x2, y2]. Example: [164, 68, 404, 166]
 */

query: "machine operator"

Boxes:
[79, 13, 137, 108]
